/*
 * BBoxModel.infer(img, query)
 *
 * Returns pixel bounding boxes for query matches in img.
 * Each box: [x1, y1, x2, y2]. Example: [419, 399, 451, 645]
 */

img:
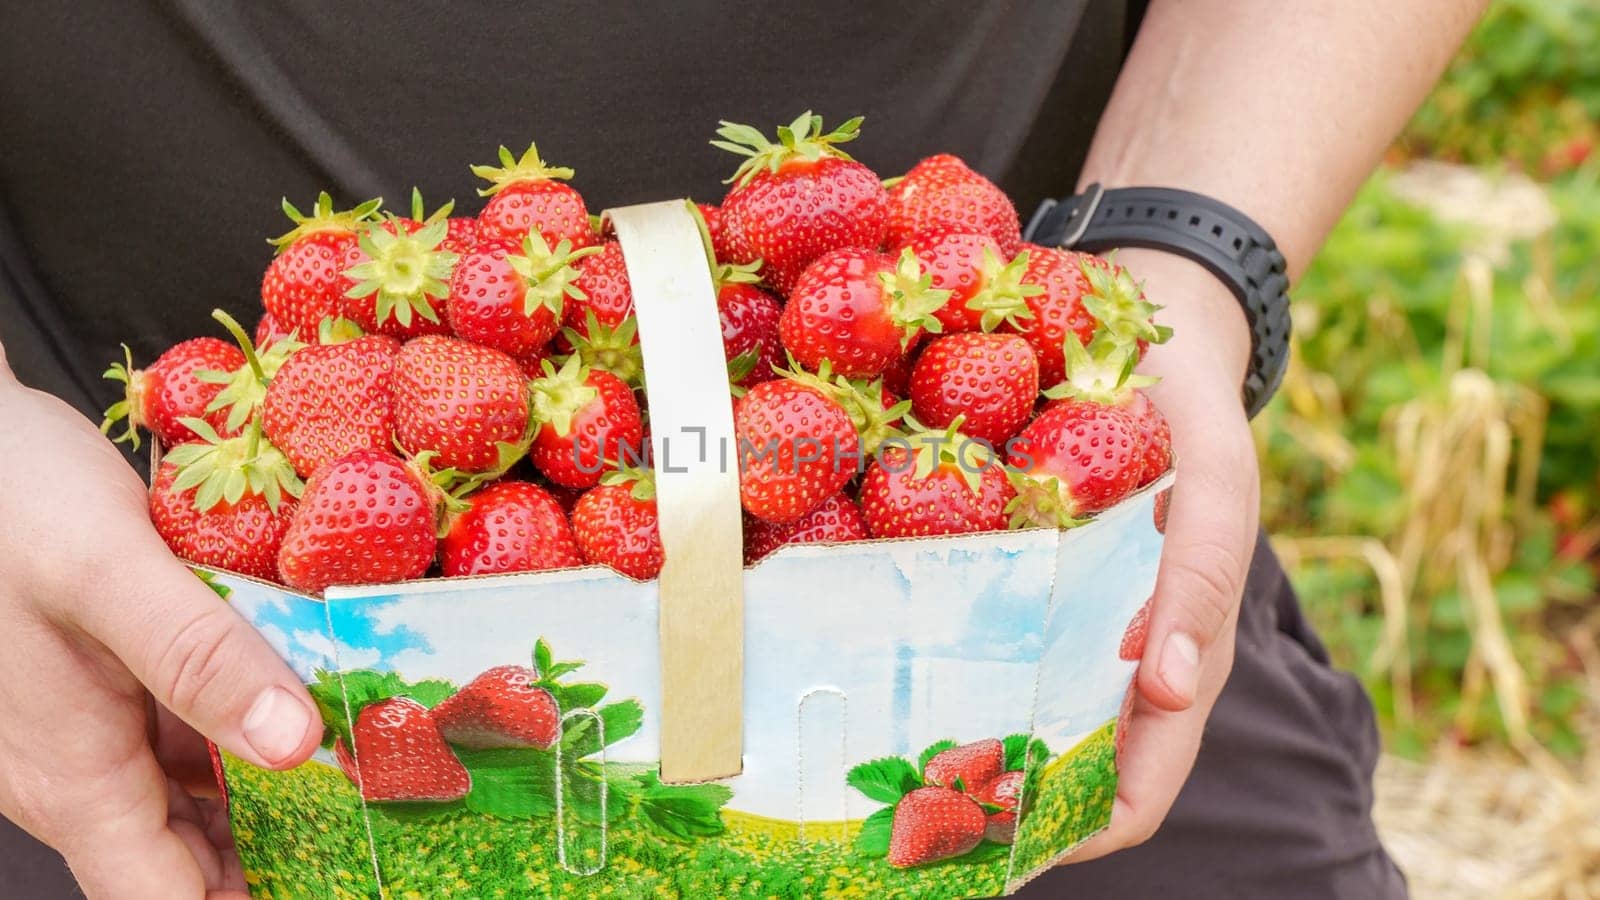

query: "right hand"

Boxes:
[0, 351, 322, 899]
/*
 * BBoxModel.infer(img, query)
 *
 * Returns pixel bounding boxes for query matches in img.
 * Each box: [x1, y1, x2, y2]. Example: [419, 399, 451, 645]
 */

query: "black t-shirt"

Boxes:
[0, 0, 1139, 425]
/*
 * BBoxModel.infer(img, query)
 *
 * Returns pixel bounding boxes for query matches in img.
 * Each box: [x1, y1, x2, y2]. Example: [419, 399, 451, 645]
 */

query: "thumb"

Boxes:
[1138, 413, 1259, 711]
[72, 549, 321, 770]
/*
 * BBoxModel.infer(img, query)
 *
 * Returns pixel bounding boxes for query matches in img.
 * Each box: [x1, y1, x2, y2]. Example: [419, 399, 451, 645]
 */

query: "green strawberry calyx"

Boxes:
[529, 355, 600, 439]
[1004, 469, 1087, 531]
[163, 417, 304, 514]
[560, 311, 644, 388]
[316, 316, 367, 345]
[780, 358, 909, 456]
[600, 463, 656, 502]
[712, 111, 864, 188]
[713, 259, 764, 291]
[1041, 333, 1159, 405]
[405, 186, 456, 225]
[197, 309, 305, 434]
[267, 191, 382, 252]
[969, 248, 1042, 333]
[403, 450, 477, 537]
[1079, 256, 1173, 347]
[879, 248, 952, 350]
[100, 344, 149, 448]
[342, 216, 458, 329]
[507, 231, 602, 324]
[903, 416, 992, 498]
[471, 142, 576, 197]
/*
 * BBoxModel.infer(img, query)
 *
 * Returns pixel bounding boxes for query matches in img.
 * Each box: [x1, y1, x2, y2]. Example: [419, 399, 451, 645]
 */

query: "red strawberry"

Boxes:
[101, 338, 246, 449]
[471, 143, 596, 252]
[922, 738, 1005, 791]
[714, 113, 888, 294]
[339, 216, 458, 340]
[1116, 680, 1137, 767]
[1154, 487, 1172, 534]
[743, 492, 868, 565]
[900, 231, 1038, 334]
[432, 665, 562, 750]
[448, 233, 600, 361]
[886, 786, 987, 868]
[1119, 597, 1154, 662]
[696, 202, 740, 264]
[572, 468, 663, 581]
[886, 154, 1021, 256]
[261, 334, 400, 478]
[909, 333, 1039, 446]
[276, 449, 441, 594]
[780, 247, 950, 378]
[734, 377, 861, 523]
[880, 353, 914, 398]
[193, 311, 307, 439]
[261, 192, 383, 337]
[972, 770, 1025, 845]
[860, 421, 1014, 539]
[440, 480, 583, 577]
[254, 312, 293, 348]
[528, 357, 644, 489]
[392, 336, 531, 474]
[338, 698, 471, 803]
[715, 262, 784, 390]
[566, 241, 634, 336]
[1005, 398, 1142, 526]
[1007, 246, 1100, 388]
[1041, 336, 1171, 485]
[149, 423, 303, 582]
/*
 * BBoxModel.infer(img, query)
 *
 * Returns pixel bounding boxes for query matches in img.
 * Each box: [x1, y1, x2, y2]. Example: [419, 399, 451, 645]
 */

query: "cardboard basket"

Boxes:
[199, 200, 1173, 899]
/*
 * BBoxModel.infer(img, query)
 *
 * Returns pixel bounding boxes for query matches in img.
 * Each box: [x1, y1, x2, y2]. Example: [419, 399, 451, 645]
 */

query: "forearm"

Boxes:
[1082, 0, 1485, 280]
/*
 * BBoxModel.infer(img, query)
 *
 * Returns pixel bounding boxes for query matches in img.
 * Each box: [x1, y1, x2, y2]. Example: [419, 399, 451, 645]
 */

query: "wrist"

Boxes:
[1113, 247, 1252, 385]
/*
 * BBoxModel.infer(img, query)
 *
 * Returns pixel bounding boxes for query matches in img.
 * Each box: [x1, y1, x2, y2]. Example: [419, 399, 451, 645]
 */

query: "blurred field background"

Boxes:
[1262, 2, 1600, 894]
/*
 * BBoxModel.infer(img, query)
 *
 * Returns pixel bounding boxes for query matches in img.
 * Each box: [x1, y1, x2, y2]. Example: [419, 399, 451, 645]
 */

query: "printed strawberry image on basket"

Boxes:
[118, 112, 1172, 898]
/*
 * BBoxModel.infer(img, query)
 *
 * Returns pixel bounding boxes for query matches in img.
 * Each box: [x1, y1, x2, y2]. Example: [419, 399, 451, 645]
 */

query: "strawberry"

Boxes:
[339, 215, 458, 339]
[101, 337, 245, 449]
[432, 665, 562, 750]
[392, 335, 532, 475]
[780, 247, 950, 378]
[195, 310, 306, 437]
[261, 192, 382, 337]
[440, 480, 583, 577]
[886, 786, 987, 868]
[972, 770, 1024, 845]
[733, 376, 860, 523]
[715, 262, 784, 390]
[528, 357, 645, 489]
[336, 697, 471, 803]
[899, 231, 1038, 333]
[781, 360, 910, 456]
[696, 202, 740, 264]
[1115, 680, 1137, 767]
[1120, 596, 1152, 661]
[743, 492, 867, 565]
[566, 241, 633, 338]
[254, 311, 293, 348]
[909, 333, 1039, 446]
[1154, 486, 1172, 534]
[880, 353, 914, 399]
[860, 421, 1014, 539]
[150, 421, 303, 582]
[1041, 335, 1171, 486]
[448, 232, 601, 360]
[471, 142, 596, 252]
[922, 738, 1004, 791]
[383, 187, 477, 255]
[261, 334, 401, 478]
[885, 154, 1021, 256]
[1005, 398, 1142, 526]
[572, 467, 663, 581]
[276, 449, 442, 594]
[713, 113, 888, 294]
[1007, 246, 1100, 388]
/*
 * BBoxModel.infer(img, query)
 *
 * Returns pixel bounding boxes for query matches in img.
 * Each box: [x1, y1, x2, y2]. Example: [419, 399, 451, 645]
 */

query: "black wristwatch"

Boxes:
[1023, 184, 1291, 419]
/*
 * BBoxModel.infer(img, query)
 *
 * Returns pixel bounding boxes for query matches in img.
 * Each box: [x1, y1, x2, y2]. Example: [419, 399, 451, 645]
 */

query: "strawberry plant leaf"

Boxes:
[369, 800, 467, 826]
[404, 679, 458, 709]
[853, 806, 894, 857]
[533, 638, 554, 678]
[543, 661, 584, 680]
[846, 756, 921, 804]
[632, 770, 731, 841]
[918, 739, 958, 773]
[551, 682, 608, 712]
[456, 747, 559, 820]
[560, 699, 644, 758]
[1002, 733, 1047, 771]
[307, 669, 351, 750]
[962, 840, 1013, 865]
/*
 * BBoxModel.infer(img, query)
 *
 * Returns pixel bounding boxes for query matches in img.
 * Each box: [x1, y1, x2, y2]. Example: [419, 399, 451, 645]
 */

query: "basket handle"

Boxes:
[608, 201, 745, 783]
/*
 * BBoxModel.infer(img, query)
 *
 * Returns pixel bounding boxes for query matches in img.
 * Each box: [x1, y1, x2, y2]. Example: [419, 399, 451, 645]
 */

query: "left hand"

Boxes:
[1064, 247, 1261, 862]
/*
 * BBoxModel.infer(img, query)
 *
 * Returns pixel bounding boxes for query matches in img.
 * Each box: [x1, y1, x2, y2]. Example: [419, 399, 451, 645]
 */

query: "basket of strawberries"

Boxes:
[108, 112, 1173, 898]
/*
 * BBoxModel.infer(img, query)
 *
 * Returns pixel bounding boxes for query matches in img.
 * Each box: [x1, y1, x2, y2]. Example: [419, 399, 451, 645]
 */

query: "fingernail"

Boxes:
[243, 686, 312, 765]
[1158, 633, 1200, 705]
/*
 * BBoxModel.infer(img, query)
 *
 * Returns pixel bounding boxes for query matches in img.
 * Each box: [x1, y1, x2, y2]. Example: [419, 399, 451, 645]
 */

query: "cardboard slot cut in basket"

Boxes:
[179, 200, 1173, 899]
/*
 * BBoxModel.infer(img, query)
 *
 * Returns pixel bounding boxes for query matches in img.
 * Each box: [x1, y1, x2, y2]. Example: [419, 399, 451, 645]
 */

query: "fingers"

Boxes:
[67, 549, 320, 771]
[53, 752, 210, 900]
[1138, 406, 1258, 711]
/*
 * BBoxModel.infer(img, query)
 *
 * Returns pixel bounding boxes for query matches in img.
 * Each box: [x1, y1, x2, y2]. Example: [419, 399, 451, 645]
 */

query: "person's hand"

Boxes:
[0, 351, 322, 899]
[1065, 247, 1260, 862]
